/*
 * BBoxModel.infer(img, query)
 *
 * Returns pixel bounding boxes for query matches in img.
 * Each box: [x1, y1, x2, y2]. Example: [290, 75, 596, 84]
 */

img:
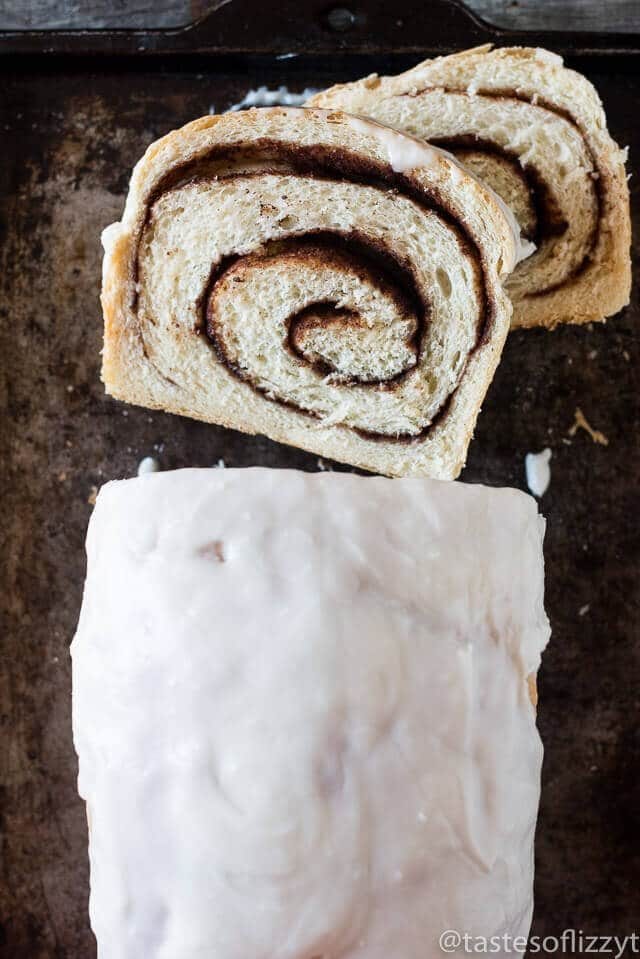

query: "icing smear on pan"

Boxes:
[226, 86, 320, 112]
[525, 448, 552, 498]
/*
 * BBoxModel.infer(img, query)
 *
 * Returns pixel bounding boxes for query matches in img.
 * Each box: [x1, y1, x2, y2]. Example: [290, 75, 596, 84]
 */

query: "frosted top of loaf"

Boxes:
[72, 467, 549, 958]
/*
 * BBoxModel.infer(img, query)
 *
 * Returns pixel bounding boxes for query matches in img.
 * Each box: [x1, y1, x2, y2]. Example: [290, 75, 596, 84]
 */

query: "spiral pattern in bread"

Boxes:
[101, 107, 518, 477]
[309, 46, 631, 329]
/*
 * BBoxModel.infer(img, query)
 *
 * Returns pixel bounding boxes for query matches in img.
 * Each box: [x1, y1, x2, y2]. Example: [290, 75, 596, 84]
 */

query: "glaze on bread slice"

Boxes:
[309, 45, 632, 329]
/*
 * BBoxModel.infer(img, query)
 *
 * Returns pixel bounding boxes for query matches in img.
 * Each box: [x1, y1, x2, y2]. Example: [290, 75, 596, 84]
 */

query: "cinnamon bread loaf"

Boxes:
[101, 107, 520, 477]
[309, 46, 631, 329]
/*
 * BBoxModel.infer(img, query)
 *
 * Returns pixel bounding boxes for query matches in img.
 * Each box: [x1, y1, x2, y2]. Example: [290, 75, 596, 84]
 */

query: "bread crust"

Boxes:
[309, 46, 632, 330]
[101, 107, 517, 478]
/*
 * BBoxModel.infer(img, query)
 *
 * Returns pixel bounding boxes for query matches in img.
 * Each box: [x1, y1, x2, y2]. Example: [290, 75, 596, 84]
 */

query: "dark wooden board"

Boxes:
[1, 5, 639, 956]
[2, 0, 639, 34]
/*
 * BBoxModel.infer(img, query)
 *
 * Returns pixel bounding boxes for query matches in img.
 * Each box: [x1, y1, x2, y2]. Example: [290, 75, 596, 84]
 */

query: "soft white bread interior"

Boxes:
[101, 107, 518, 478]
[72, 467, 550, 959]
[309, 45, 631, 329]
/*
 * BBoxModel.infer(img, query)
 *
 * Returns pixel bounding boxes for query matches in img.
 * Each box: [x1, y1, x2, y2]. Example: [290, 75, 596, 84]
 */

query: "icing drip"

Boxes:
[137, 456, 160, 476]
[525, 448, 552, 497]
[346, 114, 531, 270]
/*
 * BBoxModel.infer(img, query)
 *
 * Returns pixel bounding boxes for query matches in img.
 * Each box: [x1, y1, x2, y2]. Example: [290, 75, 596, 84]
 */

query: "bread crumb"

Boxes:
[579, 604, 590, 616]
[87, 485, 98, 506]
[568, 408, 609, 446]
[198, 540, 225, 563]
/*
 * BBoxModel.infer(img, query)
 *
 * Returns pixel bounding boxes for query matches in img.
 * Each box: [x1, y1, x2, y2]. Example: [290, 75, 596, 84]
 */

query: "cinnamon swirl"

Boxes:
[309, 46, 632, 329]
[101, 108, 519, 478]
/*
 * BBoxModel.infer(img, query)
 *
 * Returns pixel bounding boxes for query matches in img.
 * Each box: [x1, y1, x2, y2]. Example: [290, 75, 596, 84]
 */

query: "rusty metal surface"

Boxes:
[3, 0, 639, 36]
[1, 34, 639, 959]
[2, 0, 640, 58]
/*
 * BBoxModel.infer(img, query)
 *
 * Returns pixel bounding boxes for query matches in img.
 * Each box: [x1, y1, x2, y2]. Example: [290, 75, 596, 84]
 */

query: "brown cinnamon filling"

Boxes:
[408, 87, 603, 295]
[135, 140, 494, 441]
[431, 136, 569, 247]
[204, 233, 426, 390]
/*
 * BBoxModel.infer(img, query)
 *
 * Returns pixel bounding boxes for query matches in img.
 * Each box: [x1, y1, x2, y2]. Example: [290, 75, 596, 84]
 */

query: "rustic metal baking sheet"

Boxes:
[1, 2, 639, 955]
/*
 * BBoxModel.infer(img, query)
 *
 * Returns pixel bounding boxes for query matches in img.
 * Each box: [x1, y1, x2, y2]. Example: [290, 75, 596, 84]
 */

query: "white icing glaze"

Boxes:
[345, 114, 532, 268]
[228, 85, 319, 112]
[525, 448, 552, 497]
[491, 191, 537, 265]
[534, 47, 564, 67]
[137, 456, 160, 476]
[72, 468, 549, 959]
[101, 221, 122, 254]
[346, 114, 446, 175]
